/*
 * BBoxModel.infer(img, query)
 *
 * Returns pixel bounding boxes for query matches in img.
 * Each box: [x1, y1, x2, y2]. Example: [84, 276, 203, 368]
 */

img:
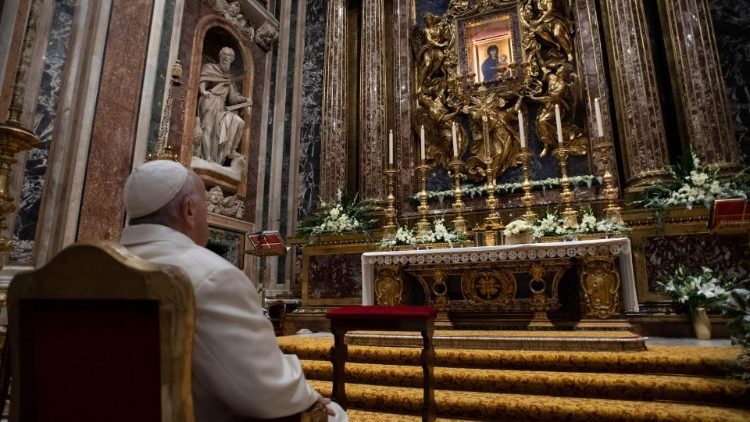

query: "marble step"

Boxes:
[309, 381, 750, 422]
[301, 360, 749, 406]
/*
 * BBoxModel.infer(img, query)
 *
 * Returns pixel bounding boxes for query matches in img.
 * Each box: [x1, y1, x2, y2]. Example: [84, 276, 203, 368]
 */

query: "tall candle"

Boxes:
[388, 129, 393, 165]
[482, 115, 489, 158]
[594, 97, 604, 138]
[518, 110, 525, 148]
[451, 122, 458, 158]
[420, 125, 426, 161]
[555, 104, 563, 145]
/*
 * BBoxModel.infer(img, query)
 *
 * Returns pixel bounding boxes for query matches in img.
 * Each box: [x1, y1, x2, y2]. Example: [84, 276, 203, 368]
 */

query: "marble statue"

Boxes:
[196, 46, 252, 166]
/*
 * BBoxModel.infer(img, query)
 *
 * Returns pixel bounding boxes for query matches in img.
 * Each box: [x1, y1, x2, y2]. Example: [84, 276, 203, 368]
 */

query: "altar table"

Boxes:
[361, 238, 638, 325]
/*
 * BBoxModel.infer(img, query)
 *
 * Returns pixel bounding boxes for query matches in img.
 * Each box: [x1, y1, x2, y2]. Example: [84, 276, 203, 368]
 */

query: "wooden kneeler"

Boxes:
[325, 305, 438, 422]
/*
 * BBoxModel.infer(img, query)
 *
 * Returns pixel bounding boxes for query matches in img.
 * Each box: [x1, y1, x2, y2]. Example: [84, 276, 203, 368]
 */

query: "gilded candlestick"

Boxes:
[594, 141, 623, 224]
[383, 167, 398, 235]
[515, 149, 537, 222]
[481, 115, 502, 229]
[449, 159, 467, 235]
[416, 164, 431, 237]
[554, 147, 578, 229]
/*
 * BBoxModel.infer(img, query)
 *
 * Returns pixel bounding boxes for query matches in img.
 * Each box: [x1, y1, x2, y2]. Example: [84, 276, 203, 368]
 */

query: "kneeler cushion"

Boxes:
[326, 305, 438, 320]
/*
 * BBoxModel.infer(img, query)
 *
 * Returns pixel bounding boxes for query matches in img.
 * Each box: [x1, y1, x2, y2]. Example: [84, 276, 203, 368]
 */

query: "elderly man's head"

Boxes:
[219, 47, 235, 72]
[123, 160, 209, 246]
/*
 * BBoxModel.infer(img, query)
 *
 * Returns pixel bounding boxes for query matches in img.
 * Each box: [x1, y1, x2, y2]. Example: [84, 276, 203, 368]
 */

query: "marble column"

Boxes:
[571, 0, 617, 181]
[658, 0, 741, 168]
[359, 0, 387, 204]
[600, 0, 670, 189]
[319, 0, 347, 201]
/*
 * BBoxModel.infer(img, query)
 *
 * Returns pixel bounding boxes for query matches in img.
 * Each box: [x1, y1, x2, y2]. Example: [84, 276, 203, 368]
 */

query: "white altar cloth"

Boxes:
[361, 237, 639, 312]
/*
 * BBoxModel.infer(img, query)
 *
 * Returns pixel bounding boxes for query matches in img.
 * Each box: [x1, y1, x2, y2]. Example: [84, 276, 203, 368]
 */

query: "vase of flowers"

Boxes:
[657, 266, 731, 339]
[503, 219, 534, 245]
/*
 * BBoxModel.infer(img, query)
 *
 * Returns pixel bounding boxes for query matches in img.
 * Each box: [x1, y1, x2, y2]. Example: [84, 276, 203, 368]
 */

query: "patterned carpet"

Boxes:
[278, 335, 750, 421]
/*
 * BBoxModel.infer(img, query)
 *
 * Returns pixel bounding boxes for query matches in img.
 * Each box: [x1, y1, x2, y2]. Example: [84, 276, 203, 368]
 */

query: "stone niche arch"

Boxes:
[183, 16, 255, 199]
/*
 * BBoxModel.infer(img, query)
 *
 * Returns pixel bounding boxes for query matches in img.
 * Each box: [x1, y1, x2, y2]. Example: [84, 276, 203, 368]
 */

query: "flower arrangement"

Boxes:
[379, 218, 466, 249]
[379, 226, 417, 248]
[296, 189, 376, 237]
[657, 266, 731, 311]
[636, 152, 747, 211]
[532, 211, 573, 239]
[576, 210, 630, 235]
[530, 209, 630, 240]
[420, 218, 463, 245]
[503, 219, 534, 237]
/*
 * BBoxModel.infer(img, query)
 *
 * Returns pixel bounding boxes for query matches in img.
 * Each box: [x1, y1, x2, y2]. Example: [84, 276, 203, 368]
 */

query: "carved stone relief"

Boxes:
[202, 0, 255, 38]
[254, 21, 279, 51]
[205, 185, 245, 219]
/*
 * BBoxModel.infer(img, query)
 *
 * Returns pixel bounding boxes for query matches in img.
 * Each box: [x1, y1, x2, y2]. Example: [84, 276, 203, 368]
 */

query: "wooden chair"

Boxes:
[5, 241, 195, 422]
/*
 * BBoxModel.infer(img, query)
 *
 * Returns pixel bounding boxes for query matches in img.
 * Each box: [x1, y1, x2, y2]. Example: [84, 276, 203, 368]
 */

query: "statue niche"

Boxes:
[191, 28, 252, 192]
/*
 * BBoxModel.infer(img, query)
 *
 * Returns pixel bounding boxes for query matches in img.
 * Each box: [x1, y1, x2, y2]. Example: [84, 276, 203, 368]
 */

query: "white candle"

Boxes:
[594, 97, 604, 138]
[482, 115, 489, 158]
[555, 104, 563, 145]
[388, 130, 393, 165]
[420, 125, 426, 161]
[451, 122, 458, 158]
[518, 110, 525, 148]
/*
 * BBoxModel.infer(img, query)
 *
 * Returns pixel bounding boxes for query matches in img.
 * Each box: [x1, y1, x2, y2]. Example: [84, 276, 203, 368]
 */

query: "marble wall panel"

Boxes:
[77, 0, 155, 242]
[709, 0, 750, 164]
[297, 0, 325, 220]
[642, 233, 747, 292]
[11, 0, 73, 264]
[207, 226, 243, 267]
[145, 0, 177, 157]
[308, 252, 362, 299]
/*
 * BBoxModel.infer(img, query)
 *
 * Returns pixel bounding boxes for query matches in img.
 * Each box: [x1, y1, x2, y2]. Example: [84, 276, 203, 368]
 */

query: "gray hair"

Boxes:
[129, 173, 200, 228]
[219, 47, 235, 58]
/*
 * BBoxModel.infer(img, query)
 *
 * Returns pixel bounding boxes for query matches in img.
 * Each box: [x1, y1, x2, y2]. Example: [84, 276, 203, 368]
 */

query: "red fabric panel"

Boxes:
[19, 300, 161, 422]
[325, 305, 438, 320]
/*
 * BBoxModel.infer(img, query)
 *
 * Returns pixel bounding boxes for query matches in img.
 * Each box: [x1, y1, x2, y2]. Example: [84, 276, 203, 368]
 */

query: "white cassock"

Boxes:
[121, 224, 347, 422]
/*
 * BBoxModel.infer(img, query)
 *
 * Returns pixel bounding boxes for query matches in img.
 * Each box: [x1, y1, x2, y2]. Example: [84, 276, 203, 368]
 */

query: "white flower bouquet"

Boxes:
[657, 266, 731, 311]
[380, 226, 417, 248]
[532, 211, 572, 239]
[296, 189, 376, 237]
[576, 210, 630, 236]
[503, 219, 533, 237]
[637, 152, 748, 211]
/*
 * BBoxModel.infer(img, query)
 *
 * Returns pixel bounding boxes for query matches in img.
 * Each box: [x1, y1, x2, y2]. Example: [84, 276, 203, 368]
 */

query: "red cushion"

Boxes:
[326, 305, 438, 320]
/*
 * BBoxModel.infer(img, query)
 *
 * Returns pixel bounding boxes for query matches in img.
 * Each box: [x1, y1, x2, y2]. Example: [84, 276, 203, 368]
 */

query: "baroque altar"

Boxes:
[362, 238, 637, 329]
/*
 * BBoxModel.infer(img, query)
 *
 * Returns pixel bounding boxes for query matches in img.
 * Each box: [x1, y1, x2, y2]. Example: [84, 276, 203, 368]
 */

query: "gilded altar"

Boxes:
[362, 238, 636, 329]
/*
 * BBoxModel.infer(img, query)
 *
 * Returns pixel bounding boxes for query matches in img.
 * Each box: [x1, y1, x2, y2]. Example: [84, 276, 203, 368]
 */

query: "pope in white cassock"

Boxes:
[120, 160, 347, 422]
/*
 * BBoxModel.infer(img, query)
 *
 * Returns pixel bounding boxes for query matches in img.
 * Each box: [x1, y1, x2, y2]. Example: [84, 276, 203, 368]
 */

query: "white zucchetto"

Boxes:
[123, 160, 188, 218]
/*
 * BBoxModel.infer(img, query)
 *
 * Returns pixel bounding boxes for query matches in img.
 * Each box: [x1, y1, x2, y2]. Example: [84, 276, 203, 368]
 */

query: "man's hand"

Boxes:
[318, 397, 336, 416]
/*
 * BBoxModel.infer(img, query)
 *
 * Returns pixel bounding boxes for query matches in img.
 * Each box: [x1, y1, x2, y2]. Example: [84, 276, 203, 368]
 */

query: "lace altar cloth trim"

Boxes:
[363, 238, 631, 266]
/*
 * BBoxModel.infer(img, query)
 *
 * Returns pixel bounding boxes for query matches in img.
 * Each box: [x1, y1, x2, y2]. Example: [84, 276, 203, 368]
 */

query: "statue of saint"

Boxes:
[197, 47, 252, 166]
